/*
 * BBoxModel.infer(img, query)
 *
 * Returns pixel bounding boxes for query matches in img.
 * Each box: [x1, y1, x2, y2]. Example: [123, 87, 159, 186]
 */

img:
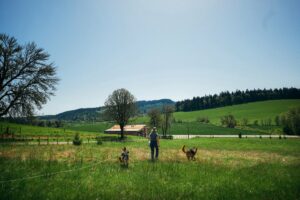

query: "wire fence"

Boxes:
[0, 159, 109, 183]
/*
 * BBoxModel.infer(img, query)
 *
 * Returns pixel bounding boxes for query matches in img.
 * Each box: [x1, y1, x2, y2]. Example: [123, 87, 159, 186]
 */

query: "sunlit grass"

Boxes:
[0, 138, 299, 199]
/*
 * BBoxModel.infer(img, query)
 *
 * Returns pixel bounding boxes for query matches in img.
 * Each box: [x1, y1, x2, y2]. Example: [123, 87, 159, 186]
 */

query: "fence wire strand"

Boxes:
[0, 159, 109, 183]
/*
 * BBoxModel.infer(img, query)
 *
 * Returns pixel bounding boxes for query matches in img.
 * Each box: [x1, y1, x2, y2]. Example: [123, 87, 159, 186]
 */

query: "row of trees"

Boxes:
[176, 88, 300, 112]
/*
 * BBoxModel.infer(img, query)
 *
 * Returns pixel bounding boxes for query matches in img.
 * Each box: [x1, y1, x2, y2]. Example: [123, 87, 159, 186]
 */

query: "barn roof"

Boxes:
[105, 124, 147, 132]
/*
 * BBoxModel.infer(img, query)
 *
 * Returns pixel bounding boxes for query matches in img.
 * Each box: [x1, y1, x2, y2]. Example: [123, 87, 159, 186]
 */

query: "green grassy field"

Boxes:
[0, 122, 99, 137]
[0, 138, 299, 199]
[64, 121, 270, 135]
[64, 122, 113, 133]
[169, 122, 270, 135]
[172, 99, 300, 124]
[64, 120, 284, 137]
[2, 99, 299, 137]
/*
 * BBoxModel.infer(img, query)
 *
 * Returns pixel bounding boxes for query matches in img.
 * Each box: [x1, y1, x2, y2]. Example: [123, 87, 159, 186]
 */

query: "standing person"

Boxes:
[149, 127, 160, 160]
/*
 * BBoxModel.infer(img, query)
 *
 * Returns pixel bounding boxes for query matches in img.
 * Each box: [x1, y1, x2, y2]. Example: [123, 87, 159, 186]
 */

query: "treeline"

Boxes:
[176, 88, 300, 112]
[1, 117, 64, 128]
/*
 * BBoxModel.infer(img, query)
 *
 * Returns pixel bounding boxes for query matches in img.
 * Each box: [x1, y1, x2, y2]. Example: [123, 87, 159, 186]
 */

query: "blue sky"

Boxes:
[1, 0, 300, 115]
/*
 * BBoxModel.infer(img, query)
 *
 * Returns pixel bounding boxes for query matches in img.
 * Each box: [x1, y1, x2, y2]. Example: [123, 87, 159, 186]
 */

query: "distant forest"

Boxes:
[175, 88, 300, 112]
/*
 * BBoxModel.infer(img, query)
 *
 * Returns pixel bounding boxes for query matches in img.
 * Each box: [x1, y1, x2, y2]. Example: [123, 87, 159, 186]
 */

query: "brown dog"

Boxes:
[119, 147, 129, 166]
[182, 145, 197, 160]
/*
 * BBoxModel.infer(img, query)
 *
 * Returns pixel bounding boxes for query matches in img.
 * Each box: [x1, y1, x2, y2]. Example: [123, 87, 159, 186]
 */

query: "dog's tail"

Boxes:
[182, 145, 186, 153]
[194, 148, 198, 154]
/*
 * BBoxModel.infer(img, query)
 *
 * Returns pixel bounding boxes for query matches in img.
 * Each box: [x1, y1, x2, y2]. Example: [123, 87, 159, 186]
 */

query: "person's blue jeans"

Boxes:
[150, 141, 159, 160]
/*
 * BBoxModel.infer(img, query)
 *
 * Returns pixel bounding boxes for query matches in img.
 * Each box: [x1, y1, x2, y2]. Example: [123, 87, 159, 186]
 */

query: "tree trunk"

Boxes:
[120, 124, 124, 140]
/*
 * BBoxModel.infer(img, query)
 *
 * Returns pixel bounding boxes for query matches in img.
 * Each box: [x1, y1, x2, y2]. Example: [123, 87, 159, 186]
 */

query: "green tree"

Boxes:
[73, 133, 82, 145]
[282, 107, 300, 135]
[0, 34, 59, 117]
[104, 88, 137, 139]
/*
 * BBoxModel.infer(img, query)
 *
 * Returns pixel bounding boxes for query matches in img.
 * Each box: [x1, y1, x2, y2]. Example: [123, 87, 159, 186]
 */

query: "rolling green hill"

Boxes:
[2, 100, 298, 136]
[130, 99, 299, 135]
[39, 99, 174, 121]
[173, 99, 300, 125]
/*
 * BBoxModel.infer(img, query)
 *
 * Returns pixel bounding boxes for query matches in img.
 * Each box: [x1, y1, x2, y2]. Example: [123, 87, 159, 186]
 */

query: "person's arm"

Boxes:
[148, 133, 151, 141]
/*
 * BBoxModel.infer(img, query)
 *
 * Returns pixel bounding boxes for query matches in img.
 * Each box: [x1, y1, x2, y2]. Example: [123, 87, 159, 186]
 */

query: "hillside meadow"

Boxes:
[0, 122, 97, 137]
[173, 99, 300, 124]
[63, 100, 299, 135]
[63, 121, 269, 135]
[1, 99, 299, 139]
[0, 138, 299, 199]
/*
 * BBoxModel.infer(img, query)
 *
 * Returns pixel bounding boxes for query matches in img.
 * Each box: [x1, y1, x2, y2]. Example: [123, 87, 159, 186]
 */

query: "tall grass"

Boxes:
[0, 138, 299, 199]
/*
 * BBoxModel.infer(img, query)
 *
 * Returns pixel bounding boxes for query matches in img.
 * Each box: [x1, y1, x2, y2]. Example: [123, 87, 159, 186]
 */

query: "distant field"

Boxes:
[0, 122, 99, 137]
[2, 99, 298, 136]
[0, 138, 299, 199]
[64, 122, 113, 133]
[126, 100, 300, 135]
[64, 120, 280, 136]
[173, 99, 300, 124]
[170, 122, 269, 135]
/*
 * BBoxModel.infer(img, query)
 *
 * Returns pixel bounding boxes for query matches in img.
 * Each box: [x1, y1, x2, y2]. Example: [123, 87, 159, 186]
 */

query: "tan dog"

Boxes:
[119, 147, 129, 166]
[182, 145, 197, 160]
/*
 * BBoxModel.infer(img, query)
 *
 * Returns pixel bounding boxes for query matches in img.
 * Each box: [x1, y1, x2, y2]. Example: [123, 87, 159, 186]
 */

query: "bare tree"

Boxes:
[147, 108, 162, 128]
[161, 105, 174, 136]
[0, 34, 59, 117]
[104, 88, 137, 139]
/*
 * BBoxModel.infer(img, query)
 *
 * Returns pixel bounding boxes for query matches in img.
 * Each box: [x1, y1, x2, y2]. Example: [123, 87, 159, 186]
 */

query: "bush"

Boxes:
[196, 117, 210, 123]
[73, 133, 82, 145]
[281, 107, 300, 135]
[253, 120, 259, 126]
[176, 119, 183, 123]
[220, 114, 237, 128]
[96, 136, 103, 145]
[241, 118, 248, 126]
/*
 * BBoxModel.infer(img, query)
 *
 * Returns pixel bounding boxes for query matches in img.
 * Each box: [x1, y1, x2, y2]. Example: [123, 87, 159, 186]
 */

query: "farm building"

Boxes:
[104, 124, 148, 137]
